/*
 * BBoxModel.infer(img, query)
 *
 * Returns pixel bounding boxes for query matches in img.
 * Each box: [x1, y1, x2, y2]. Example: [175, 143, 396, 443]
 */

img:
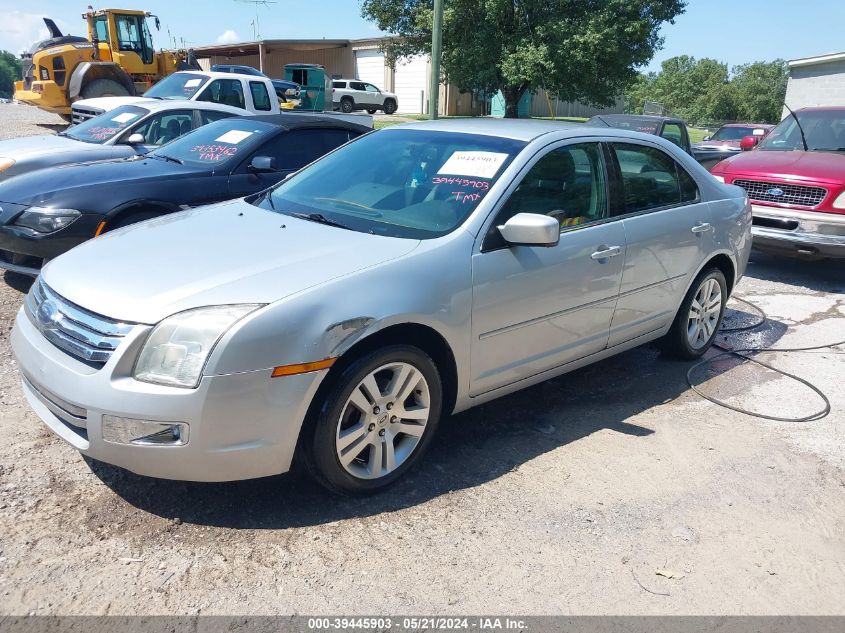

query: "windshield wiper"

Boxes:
[784, 103, 809, 151]
[811, 147, 845, 152]
[152, 153, 183, 165]
[289, 212, 351, 230]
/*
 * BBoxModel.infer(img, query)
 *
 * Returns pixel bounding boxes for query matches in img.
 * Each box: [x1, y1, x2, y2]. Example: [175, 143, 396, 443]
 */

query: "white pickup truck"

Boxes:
[71, 71, 281, 124]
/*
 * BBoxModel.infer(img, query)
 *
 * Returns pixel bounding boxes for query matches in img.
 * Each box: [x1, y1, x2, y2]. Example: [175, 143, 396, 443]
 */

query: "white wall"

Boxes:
[354, 49, 386, 89]
[785, 58, 845, 116]
[393, 55, 428, 114]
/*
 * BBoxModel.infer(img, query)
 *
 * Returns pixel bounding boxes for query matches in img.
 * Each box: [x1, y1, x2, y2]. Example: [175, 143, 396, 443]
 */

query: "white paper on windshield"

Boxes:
[184, 78, 202, 88]
[214, 130, 254, 144]
[111, 112, 139, 123]
[438, 151, 509, 179]
[753, 128, 766, 136]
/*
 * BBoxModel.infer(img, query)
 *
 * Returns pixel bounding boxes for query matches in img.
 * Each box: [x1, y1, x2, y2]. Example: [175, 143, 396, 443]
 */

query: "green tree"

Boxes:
[731, 60, 788, 123]
[360, 0, 686, 118]
[0, 51, 23, 99]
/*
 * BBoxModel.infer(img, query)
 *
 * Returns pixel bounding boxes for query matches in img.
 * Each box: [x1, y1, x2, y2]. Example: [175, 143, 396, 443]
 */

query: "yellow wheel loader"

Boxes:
[13, 8, 201, 121]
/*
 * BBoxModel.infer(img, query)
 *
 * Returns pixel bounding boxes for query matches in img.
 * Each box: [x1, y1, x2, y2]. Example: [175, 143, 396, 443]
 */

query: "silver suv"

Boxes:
[332, 79, 398, 115]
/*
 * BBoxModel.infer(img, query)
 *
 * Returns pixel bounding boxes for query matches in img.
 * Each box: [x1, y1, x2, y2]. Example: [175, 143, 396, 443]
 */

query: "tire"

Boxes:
[367, 108, 378, 115]
[660, 267, 727, 359]
[305, 344, 443, 495]
[383, 99, 397, 115]
[80, 78, 130, 100]
[340, 97, 354, 114]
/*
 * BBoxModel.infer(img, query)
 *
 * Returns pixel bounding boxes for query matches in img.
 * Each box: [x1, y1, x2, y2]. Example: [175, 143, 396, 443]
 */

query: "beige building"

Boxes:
[193, 37, 620, 118]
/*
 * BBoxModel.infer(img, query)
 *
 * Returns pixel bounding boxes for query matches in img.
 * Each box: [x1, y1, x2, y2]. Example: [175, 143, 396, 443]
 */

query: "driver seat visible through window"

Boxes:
[497, 143, 607, 230]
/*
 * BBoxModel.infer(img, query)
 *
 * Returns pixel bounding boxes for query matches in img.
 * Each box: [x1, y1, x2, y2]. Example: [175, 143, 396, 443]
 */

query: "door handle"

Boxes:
[691, 222, 712, 234]
[590, 245, 622, 260]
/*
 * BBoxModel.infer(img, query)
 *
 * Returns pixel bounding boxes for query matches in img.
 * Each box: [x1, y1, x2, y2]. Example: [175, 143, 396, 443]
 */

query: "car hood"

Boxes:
[42, 200, 421, 324]
[0, 134, 106, 161]
[714, 149, 845, 185]
[73, 96, 156, 112]
[693, 139, 741, 151]
[0, 156, 206, 207]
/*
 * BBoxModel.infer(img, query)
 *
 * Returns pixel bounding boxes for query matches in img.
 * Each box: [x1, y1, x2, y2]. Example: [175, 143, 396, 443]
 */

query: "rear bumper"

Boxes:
[751, 204, 845, 259]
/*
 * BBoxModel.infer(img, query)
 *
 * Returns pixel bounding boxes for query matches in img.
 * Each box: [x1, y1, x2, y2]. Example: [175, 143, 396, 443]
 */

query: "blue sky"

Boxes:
[2, 0, 844, 73]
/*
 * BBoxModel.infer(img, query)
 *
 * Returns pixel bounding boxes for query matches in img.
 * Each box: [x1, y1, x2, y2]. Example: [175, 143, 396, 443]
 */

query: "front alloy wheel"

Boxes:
[306, 345, 442, 494]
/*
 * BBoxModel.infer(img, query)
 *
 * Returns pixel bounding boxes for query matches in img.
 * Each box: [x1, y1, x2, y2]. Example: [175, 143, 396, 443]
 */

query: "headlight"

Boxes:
[133, 305, 263, 388]
[0, 158, 14, 172]
[13, 207, 81, 233]
[833, 191, 845, 210]
[711, 175, 726, 183]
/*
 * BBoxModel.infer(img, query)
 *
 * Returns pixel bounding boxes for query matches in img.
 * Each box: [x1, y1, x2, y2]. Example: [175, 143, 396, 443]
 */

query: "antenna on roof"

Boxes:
[233, 0, 277, 40]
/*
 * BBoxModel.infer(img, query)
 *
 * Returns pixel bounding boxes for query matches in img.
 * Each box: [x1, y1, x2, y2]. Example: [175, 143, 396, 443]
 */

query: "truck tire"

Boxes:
[340, 97, 354, 113]
[80, 78, 130, 99]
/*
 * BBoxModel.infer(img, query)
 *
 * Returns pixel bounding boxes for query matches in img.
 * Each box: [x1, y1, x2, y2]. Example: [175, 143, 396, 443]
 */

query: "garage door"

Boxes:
[355, 49, 386, 90]
[393, 55, 428, 114]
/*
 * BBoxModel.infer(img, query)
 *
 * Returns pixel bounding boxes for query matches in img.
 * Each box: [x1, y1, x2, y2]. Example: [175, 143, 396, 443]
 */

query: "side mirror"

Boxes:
[126, 133, 145, 145]
[248, 156, 276, 173]
[740, 135, 758, 151]
[498, 213, 560, 248]
[703, 135, 711, 141]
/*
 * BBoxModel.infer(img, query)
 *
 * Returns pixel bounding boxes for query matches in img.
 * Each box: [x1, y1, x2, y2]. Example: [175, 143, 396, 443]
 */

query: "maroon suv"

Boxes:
[711, 107, 845, 259]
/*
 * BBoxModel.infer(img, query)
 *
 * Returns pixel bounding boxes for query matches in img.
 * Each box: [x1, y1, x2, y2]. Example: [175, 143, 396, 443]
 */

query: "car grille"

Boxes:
[71, 105, 105, 124]
[24, 279, 135, 366]
[733, 179, 827, 207]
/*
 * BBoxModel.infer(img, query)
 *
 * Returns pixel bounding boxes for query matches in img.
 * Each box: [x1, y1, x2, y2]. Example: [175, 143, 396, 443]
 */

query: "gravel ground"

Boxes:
[0, 103, 843, 616]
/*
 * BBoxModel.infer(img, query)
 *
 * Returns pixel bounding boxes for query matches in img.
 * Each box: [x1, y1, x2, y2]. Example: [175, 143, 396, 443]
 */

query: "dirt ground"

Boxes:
[0, 104, 843, 616]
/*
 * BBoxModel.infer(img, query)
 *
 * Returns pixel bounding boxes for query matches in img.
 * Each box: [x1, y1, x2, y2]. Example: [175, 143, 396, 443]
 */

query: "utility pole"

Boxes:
[428, 0, 444, 120]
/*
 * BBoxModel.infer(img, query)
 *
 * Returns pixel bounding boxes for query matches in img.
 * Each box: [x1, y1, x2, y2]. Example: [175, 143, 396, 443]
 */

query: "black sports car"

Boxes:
[0, 114, 369, 276]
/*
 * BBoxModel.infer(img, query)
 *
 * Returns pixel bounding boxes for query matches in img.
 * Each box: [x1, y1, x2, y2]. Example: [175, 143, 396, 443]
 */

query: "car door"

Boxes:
[349, 81, 369, 106]
[363, 83, 383, 107]
[470, 142, 626, 396]
[605, 141, 713, 346]
[120, 109, 195, 149]
[227, 127, 360, 198]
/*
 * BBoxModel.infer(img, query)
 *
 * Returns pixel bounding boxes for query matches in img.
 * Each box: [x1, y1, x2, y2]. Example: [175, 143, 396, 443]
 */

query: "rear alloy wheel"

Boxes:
[660, 268, 727, 359]
[383, 99, 397, 115]
[340, 97, 354, 114]
[307, 345, 442, 494]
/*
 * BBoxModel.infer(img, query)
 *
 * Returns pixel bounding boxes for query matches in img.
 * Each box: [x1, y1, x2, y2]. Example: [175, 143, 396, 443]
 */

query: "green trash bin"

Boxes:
[490, 90, 531, 118]
[284, 63, 332, 112]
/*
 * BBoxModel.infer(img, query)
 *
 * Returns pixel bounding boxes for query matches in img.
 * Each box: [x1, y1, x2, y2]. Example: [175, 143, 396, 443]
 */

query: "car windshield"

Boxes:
[256, 129, 526, 239]
[64, 105, 149, 143]
[709, 126, 760, 141]
[758, 110, 845, 152]
[590, 116, 660, 135]
[152, 119, 273, 166]
[145, 73, 210, 100]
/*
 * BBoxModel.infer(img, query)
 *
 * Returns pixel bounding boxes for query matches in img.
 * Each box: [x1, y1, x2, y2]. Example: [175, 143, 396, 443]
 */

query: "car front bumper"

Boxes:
[0, 214, 103, 276]
[751, 204, 845, 259]
[11, 305, 325, 481]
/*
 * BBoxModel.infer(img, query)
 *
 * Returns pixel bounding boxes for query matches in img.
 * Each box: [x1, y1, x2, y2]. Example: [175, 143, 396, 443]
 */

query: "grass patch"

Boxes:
[688, 128, 710, 143]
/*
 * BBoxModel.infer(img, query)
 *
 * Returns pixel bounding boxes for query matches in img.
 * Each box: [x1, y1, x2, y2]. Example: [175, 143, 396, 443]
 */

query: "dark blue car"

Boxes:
[0, 114, 369, 276]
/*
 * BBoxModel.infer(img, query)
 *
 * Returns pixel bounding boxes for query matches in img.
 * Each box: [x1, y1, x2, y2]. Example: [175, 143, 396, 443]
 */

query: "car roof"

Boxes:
[720, 122, 775, 128]
[590, 114, 681, 124]
[138, 100, 249, 115]
[231, 113, 372, 133]
[395, 117, 585, 141]
[173, 70, 267, 80]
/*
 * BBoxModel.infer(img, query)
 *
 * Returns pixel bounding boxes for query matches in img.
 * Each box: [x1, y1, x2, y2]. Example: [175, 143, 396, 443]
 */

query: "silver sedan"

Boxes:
[12, 119, 752, 494]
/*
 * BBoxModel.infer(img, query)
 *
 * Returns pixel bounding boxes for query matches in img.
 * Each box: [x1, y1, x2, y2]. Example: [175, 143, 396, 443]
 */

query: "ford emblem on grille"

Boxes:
[767, 188, 785, 197]
[35, 299, 63, 331]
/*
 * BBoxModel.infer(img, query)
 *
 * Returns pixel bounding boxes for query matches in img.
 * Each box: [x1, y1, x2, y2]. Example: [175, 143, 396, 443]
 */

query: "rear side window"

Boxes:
[249, 81, 271, 111]
[257, 128, 359, 171]
[610, 143, 698, 214]
[196, 79, 245, 109]
[332, 81, 346, 89]
[199, 109, 236, 125]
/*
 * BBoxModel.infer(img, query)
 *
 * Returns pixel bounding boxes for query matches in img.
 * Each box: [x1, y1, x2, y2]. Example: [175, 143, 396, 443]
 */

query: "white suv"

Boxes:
[332, 79, 398, 115]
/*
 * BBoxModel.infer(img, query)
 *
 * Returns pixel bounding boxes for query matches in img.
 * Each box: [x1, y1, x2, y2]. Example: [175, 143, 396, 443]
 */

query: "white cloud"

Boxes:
[0, 12, 72, 55]
[215, 30, 241, 45]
